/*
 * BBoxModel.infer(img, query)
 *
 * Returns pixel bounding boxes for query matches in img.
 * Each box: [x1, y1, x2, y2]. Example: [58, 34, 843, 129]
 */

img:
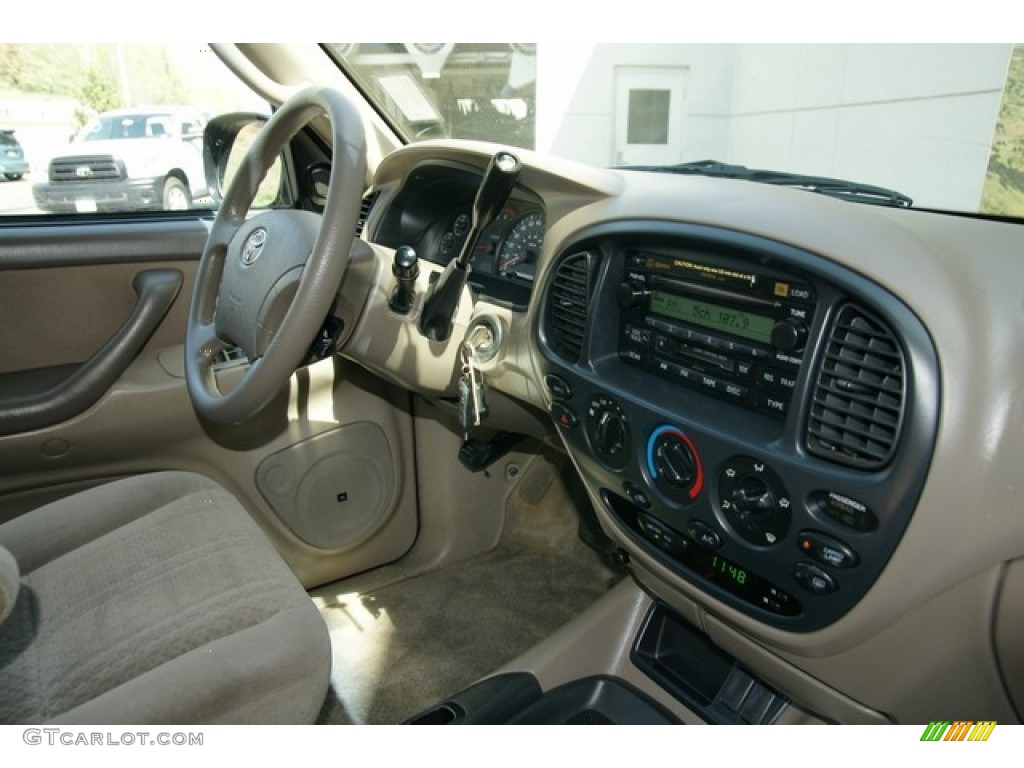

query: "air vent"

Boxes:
[356, 190, 380, 237]
[806, 304, 906, 469]
[545, 251, 594, 362]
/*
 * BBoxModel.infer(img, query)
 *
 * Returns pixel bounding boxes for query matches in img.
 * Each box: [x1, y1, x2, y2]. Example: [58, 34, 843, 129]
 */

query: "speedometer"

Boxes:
[497, 212, 544, 282]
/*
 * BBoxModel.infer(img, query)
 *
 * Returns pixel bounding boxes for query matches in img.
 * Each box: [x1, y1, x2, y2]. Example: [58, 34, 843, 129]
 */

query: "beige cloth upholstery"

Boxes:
[0, 472, 331, 724]
[0, 546, 17, 626]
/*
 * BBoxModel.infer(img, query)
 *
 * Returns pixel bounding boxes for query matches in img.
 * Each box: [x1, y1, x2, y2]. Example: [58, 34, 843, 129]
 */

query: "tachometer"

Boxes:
[498, 212, 544, 281]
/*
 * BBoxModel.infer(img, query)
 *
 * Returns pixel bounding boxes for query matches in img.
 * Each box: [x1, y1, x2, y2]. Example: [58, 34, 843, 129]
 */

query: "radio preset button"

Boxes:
[647, 317, 674, 333]
[723, 382, 749, 399]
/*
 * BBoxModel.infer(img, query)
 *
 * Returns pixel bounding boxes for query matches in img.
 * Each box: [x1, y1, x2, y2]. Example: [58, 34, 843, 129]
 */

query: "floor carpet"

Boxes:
[313, 454, 620, 725]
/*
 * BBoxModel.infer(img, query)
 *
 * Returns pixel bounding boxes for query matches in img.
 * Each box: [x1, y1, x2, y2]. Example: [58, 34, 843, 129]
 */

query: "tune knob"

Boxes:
[770, 318, 809, 353]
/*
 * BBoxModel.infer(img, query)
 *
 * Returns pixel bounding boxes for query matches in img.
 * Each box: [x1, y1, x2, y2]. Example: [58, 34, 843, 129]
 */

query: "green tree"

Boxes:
[74, 48, 122, 128]
[982, 45, 1024, 215]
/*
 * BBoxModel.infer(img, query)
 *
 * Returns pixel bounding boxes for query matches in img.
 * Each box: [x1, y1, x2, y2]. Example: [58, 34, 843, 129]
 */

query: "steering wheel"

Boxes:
[185, 87, 366, 423]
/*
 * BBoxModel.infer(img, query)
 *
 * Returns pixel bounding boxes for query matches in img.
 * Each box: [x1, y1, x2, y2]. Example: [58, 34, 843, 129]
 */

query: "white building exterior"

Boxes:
[535, 44, 1013, 211]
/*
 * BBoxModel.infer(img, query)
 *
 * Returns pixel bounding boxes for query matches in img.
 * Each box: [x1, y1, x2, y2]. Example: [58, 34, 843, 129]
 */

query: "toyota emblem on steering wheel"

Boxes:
[241, 227, 267, 265]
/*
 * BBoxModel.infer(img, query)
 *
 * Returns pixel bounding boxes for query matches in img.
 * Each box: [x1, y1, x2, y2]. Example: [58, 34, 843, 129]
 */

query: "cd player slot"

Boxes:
[676, 344, 735, 373]
[648, 274, 781, 312]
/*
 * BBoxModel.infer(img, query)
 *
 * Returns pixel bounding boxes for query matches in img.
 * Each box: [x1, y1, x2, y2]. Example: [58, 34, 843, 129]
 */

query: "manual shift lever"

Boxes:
[419, 151, 521, 342]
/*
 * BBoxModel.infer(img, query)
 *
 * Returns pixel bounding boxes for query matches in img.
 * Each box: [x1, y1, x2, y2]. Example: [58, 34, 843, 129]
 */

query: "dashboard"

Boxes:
[353, 139, 1024, 723]
[368, 161, 544, 308]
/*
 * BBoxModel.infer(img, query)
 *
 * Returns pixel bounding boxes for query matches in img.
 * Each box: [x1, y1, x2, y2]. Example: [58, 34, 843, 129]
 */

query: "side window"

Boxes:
[0, 43, 270, 216]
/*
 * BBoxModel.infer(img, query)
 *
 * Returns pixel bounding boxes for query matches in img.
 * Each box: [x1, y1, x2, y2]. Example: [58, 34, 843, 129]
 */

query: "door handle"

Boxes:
[0, 269, 183, 436]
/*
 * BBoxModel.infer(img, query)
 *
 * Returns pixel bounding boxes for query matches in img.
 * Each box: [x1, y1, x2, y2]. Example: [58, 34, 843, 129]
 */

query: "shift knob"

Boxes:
[390, 245, 419, 314]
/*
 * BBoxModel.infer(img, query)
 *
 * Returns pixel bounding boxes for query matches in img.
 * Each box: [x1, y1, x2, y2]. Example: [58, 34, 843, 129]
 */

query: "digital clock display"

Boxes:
[708, 554, 748, 586]
[650, 291, 775, 345]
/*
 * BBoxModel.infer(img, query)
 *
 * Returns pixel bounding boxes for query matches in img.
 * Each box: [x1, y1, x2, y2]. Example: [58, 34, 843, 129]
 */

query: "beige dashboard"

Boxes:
[339, 139, 1024, 723]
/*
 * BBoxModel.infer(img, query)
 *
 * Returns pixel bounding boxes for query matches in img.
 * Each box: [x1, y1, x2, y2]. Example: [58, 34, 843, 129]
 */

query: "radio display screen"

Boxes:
[650, 291, 775, 345]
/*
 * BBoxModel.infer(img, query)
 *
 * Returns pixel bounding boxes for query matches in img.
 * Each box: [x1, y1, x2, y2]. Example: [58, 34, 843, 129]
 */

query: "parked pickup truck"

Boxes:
[32, 107, 208, 212]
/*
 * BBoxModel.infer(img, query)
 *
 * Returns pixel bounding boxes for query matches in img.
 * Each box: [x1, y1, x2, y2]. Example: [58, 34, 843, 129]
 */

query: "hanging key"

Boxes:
[458, 340, 488, 440]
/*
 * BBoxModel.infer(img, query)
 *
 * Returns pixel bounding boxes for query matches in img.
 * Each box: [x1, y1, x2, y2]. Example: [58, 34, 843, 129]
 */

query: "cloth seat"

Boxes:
[0, 471, 330, 724]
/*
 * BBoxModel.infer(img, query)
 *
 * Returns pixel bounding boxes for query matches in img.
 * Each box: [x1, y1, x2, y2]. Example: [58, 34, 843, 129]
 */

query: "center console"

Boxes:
[538, 221, 939, 632]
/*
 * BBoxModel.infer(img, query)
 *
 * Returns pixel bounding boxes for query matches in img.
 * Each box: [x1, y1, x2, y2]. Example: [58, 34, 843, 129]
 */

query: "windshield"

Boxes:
[79, 113, 179, 141]
[327, 43, 1024, 218]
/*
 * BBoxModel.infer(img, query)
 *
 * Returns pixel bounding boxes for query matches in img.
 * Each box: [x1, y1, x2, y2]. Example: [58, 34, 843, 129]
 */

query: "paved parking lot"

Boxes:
[0, 176, 40, 214]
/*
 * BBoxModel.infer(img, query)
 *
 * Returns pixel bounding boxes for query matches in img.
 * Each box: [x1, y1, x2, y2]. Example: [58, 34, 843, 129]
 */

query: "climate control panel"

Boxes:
[545, 376, 887, 630]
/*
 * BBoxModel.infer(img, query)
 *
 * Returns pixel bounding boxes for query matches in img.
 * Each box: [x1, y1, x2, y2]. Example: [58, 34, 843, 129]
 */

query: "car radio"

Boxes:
[617, 250, 817, 418]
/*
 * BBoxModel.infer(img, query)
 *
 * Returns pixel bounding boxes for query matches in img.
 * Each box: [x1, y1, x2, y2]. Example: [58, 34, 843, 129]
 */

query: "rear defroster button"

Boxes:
[793, 562, 838, 595]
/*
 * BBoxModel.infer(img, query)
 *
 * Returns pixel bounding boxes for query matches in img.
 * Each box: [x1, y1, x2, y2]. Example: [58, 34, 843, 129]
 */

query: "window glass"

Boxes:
[627, 90, 670, 145]
[0, 43, 269, 216]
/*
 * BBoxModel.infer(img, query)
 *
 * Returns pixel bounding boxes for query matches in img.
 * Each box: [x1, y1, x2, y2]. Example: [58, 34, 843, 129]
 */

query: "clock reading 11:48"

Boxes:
[710, 554, 748, 585]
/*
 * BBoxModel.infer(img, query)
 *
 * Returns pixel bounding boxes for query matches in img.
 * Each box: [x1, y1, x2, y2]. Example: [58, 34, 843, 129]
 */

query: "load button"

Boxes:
[797, 530, 859, 569]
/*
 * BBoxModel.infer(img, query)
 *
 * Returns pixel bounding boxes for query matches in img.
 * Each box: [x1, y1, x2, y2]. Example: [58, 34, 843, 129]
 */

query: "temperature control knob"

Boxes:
[647, 426, 704, 504]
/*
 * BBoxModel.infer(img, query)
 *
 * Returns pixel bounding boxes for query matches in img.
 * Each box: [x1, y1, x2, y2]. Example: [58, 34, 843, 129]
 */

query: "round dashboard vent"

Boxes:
[806, 303, 906, 470]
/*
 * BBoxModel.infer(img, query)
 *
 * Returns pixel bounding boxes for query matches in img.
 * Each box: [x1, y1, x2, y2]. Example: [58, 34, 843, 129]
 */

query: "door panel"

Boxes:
[0, 219, 208, 372]
[0, 267, 182, 435]
[0, 217, 419, 588]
